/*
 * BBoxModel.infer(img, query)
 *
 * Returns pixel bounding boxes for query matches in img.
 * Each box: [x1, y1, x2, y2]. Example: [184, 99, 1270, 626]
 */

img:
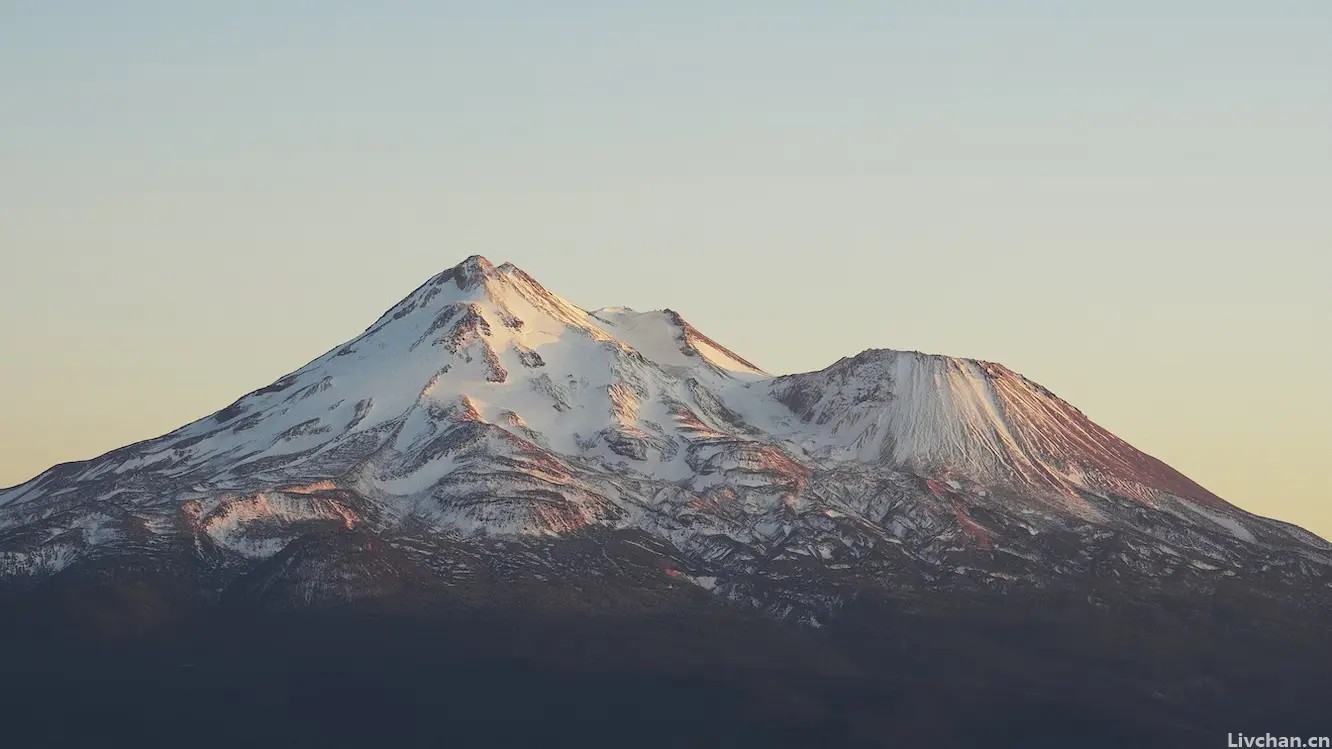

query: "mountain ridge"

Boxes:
[1, 255, 1328, 617]
[4, 254, 1330, 746]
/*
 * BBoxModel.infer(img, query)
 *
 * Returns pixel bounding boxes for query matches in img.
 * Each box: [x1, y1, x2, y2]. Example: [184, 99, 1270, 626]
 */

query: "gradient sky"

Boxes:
[2, 2, 1329, 537]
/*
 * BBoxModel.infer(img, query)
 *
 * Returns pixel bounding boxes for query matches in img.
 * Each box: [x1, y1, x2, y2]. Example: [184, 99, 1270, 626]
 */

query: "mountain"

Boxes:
[2, 256, 1329, 747]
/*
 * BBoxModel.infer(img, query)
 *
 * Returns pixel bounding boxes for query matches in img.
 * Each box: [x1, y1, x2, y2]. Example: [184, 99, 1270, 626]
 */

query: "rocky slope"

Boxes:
[2, 255, 1328, 621]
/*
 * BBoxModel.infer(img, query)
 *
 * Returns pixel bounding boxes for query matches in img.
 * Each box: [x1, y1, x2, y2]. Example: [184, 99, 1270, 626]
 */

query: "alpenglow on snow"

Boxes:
[1, 256, 1327, 615]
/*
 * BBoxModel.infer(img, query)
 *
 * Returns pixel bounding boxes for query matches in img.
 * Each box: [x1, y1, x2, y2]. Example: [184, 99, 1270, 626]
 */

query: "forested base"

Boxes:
[1, 574, 1328, 749]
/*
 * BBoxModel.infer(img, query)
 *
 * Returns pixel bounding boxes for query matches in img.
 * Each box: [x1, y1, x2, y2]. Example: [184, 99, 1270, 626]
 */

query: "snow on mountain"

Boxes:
[1, 255, 1328, 614]
[590, 306, 767, 377]
[764, 349, 1228, 513]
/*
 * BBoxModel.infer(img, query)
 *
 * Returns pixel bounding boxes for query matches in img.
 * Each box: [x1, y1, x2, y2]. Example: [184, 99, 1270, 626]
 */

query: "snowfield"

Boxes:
[0, 255, 1327, 615]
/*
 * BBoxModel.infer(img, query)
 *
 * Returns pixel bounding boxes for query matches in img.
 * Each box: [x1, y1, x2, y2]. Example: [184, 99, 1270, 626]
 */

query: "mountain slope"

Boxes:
[5, 255, 1331, 746]
[1, 255, 1328, 618]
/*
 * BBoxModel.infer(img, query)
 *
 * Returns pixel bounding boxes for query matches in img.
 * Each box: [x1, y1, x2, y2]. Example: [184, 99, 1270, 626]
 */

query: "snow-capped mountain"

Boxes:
[1, 255, 1328, 617]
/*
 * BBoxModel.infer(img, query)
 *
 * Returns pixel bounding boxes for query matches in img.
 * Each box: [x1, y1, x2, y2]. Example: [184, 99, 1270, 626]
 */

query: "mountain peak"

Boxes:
[4, 257, 1330, 741]
[449, 255, 499, 289]
[3, 259, 1325, 616]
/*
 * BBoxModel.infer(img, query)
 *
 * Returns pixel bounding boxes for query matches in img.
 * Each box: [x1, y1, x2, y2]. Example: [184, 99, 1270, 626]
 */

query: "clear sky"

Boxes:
[2, 2, 1329, 537]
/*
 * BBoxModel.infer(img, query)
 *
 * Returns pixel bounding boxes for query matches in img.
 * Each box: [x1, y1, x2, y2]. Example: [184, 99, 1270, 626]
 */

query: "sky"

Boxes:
[2, 1, 1329, 537]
